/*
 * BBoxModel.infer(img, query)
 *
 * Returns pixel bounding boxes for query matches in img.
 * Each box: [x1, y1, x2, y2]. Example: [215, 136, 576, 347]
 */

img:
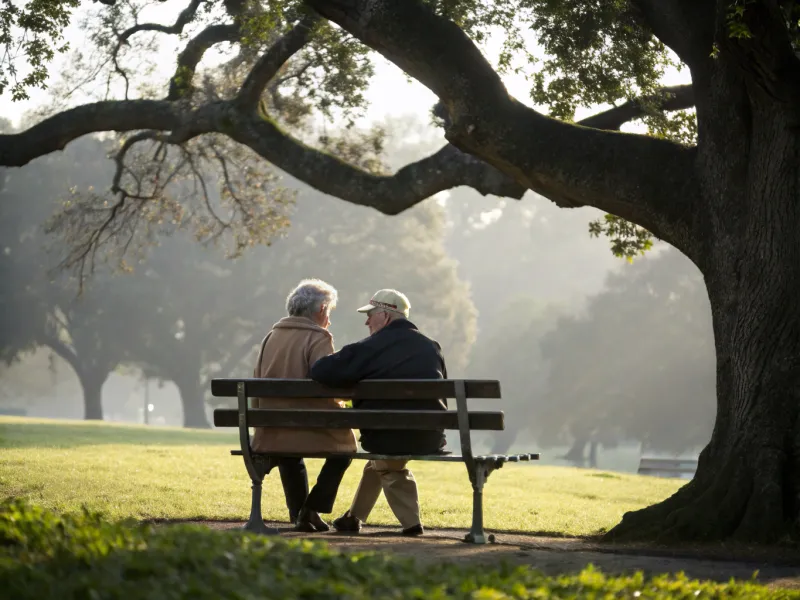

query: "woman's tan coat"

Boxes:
[250, 316, 357, 454]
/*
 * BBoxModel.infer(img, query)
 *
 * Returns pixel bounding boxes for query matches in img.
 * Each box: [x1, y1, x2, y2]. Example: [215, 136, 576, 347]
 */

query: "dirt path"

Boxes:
[192, 521, 800, 589]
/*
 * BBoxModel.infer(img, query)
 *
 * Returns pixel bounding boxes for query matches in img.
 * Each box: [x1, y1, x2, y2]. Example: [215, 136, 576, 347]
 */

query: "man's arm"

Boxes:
[309, 340, 373, 387]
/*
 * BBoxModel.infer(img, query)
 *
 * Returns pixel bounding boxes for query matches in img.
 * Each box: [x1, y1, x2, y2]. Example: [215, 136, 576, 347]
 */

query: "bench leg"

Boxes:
[243, 460, 279, 535]
[463, 462, 497, 544]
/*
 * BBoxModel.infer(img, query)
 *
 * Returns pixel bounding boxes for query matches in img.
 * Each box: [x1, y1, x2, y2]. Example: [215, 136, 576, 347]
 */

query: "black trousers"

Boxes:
[268, 457, 352, 519]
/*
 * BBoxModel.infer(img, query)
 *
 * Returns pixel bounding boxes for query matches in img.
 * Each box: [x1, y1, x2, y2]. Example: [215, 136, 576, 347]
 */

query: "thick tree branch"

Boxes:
[306, 0, 702, 246]
[235, 15, 320, 110]
[39, 333, 79, 373]
[0, 101, 181, 167]
[630, 0, 716, 69]
[225, 109, 525, 213]
[167, 23, 241, 100]
[580, 84, 695, 130]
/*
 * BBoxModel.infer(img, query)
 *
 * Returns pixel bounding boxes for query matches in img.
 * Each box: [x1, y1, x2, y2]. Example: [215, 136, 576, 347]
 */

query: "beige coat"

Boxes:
[250, 316, 357, 454]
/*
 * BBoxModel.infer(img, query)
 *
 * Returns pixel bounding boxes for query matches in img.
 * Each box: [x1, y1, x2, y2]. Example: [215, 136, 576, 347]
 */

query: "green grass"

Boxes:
[0, 416, 684, 536]
[1, 499, 790, 600]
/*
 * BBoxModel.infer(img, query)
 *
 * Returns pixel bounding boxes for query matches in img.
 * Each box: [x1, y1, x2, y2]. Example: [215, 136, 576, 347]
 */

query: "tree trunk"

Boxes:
[588, 441, 598, 469]
[78, 370, 106, 421]
[561, 438, 587, 467]
[607, 104, 800, 543]
[174, 374, 210, 429]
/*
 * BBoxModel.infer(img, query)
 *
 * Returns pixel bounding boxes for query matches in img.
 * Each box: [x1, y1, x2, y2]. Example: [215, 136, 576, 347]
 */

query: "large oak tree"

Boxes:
[1, 0, 798, 543]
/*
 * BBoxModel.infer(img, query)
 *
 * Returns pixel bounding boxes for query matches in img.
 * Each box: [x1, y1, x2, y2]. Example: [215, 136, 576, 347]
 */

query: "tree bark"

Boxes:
[173, 373, 211, 429]
[606, 98, 800, 544]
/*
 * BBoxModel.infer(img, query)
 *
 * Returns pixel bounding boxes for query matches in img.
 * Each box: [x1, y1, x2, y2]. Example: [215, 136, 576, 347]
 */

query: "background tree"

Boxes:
[538, 248, 716, 461]
[0, 134, 131, 420]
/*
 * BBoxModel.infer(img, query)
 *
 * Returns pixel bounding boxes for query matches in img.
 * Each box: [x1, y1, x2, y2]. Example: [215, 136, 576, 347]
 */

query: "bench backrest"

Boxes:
[211, 378, 501, 400]
[211, 378, 502, 469]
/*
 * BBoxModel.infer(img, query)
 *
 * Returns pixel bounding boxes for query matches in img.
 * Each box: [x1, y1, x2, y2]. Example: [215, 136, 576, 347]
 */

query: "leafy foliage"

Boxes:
[523, 0, 677, 120]
[0, 0, 78, 101]
[0, 498, 782, 599]
[588, 214, 655, 262]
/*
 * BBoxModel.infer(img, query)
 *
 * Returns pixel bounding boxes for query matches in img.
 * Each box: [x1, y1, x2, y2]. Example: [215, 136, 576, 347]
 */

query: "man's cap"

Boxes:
[357, 289, 410, 318]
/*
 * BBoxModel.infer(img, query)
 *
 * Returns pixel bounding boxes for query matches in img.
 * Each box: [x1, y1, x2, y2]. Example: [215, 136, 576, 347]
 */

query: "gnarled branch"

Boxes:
[168, 23, 241, 100]
[305, 0, 702, 248]
[630, 0, 715, 68]
[580, 84, 695, 130]
[118, 0, 204, 43]
[0, 101, 181, 167]
[225, 112, 526, 213]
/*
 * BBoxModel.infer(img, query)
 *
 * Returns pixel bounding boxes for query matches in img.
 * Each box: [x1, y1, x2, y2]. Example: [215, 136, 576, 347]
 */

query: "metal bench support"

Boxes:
[455, 379, 497, 544]
[238, 382, 279, 535]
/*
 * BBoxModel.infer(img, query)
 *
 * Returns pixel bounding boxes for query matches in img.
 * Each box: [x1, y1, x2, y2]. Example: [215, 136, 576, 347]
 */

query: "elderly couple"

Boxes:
[251, 279, 447, 536]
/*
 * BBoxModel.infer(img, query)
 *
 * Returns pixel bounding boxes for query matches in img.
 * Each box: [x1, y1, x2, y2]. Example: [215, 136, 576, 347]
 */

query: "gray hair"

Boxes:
[286, 279, 338, 318]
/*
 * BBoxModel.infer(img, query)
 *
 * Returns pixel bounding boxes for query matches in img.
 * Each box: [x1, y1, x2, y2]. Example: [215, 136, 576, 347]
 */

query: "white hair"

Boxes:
[286, 279, 338, 318]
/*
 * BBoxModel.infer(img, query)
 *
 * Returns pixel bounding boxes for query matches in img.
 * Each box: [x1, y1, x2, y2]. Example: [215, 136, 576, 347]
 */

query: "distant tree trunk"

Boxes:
[588, 440, 598, 469]
[77, 369, 107, 421]
[561, 437, 587, 467]
[174, 373, 210, 429]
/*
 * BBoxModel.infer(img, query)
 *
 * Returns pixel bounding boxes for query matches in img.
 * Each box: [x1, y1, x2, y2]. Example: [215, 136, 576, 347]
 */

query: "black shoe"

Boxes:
[294, 507, 319, 532]
[402, 524, 424, 537]
[332, 511, 362, 533]
[308, 510, 330, 532]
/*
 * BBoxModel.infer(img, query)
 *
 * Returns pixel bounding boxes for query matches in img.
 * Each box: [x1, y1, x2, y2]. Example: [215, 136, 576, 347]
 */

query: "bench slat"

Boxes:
[229, 450, 540, 462]
[211, 378, 501, 400]
[214, 408, 504, 431]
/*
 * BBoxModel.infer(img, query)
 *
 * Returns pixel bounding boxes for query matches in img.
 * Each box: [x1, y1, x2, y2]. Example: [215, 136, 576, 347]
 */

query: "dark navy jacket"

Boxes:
[309, 319, 447, 454]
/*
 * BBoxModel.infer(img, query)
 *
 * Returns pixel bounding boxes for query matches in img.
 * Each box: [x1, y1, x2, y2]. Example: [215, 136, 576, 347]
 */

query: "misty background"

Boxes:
[0, 114, 715, 473]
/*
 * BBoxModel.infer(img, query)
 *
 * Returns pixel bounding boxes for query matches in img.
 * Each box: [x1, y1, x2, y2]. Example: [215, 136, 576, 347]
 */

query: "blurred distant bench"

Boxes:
[637, 456, 697, 478]
[211, 378, 540, 544]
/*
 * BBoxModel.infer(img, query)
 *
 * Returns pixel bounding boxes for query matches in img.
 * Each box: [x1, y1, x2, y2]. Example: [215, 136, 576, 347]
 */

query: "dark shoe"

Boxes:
[402, 524, 424, 537]
[308, 510, 330, 532]
[332, 511, 362, 533]
[294, 507, 319, 532]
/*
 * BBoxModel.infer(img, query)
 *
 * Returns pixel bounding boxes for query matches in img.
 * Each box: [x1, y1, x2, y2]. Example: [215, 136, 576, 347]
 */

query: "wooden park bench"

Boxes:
[212, 378, 539, 544]
[637, 456, 697, 478]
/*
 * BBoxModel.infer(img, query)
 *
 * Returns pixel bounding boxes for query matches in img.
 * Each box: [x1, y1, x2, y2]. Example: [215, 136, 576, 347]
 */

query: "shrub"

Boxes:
[0, 499, 790, 599]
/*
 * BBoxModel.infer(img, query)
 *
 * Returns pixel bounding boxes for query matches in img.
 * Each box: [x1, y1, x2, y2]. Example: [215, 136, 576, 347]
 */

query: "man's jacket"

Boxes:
[309, 318, 447, 455]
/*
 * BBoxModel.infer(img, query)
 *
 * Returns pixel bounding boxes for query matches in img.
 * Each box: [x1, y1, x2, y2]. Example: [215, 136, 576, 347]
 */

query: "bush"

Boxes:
[0, 499, 790, 599]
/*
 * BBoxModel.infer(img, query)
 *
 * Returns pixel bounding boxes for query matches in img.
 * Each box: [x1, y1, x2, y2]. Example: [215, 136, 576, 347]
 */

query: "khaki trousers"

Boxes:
[349, 459, 420, 529]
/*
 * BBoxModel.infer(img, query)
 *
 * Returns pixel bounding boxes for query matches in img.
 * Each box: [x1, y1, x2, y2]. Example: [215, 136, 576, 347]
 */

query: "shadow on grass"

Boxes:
[0, 420, 236, 449]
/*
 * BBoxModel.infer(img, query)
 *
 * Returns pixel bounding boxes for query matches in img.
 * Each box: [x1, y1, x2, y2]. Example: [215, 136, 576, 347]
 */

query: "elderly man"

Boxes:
[253, 279, 356, 532]
[310, 289, 447, 536]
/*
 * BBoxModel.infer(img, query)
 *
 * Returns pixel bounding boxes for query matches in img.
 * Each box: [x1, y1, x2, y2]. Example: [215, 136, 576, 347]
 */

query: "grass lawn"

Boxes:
[0, 416, 684, 536]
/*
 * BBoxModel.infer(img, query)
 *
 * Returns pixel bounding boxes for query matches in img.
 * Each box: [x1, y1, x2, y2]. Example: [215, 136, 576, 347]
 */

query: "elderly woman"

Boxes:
[252, 279, 356, 532]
